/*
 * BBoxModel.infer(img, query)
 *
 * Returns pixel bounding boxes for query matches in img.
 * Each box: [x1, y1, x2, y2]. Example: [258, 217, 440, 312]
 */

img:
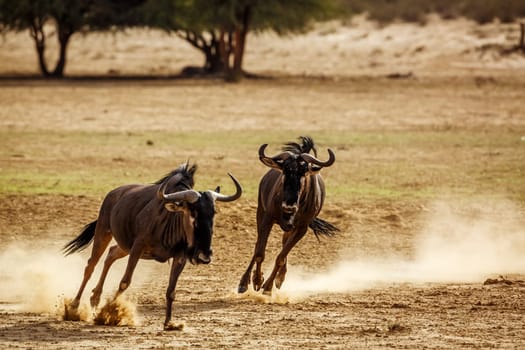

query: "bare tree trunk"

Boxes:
[228, 29, 244, 82]
[29, 19, 72, 78]
[205, 47, 225, 73]
[228, 6, 252, 82]
[52, 25, 72, 77]
[204, 33, 225, 74]
[30, 19, 50, 77]
[178, 30, 225, 74]
[219, 30, 234, 79]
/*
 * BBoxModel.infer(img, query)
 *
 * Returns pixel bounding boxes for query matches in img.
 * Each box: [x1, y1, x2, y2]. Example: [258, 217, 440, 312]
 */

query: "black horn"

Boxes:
[301, 148, 335, 168]
[210, 173, 243, 202]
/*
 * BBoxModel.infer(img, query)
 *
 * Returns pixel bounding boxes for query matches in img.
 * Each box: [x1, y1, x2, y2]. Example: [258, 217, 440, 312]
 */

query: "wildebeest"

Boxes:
[63, 162, 242, 330]
[238, 136, 338, 295]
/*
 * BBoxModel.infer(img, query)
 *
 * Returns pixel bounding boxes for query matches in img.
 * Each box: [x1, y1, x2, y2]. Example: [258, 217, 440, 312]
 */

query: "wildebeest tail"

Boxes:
[62, 220, 97, 256]
[309, 217, 339, 242]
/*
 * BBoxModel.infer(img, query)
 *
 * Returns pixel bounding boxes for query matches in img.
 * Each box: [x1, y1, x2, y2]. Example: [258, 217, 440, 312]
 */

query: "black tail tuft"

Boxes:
[63, 220, 97, 256]
[309, 217, 339, 242]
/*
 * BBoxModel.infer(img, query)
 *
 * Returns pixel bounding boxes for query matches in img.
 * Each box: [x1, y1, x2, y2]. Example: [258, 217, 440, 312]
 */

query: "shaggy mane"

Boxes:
[154, 162, 197, 188]
[282, 136, 317, 156]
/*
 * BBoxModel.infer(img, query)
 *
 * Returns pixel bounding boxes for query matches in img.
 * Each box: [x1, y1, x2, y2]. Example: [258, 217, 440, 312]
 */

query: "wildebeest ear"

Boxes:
[164, 202, 187, 213]
[260, 157, 282, 170]
[214, 186, 220, 193]
[307, 165, 322, 175]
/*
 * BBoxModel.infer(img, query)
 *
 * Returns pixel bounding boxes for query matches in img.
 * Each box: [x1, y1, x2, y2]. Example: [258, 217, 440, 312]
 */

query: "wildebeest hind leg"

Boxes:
[115, 240, 145, 299]
[238, 217, 272, 293]
[90, 245, 128, 308]
[70, 227, 113, 310]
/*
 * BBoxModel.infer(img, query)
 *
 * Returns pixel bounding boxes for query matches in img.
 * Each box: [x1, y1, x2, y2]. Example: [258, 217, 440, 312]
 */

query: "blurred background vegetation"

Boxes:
[346, 0, 525, 24]
[1, 0, 524, 81]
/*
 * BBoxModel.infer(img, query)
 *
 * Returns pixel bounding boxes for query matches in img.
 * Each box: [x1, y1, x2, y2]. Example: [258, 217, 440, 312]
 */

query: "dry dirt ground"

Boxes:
[1, 17, 525, 349]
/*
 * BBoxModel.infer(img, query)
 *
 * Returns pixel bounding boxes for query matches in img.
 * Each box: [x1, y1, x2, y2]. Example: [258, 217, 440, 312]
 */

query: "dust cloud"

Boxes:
[93, 296, 138, 326]
[234, 287, 297, 305]
[283, 199, 525, 295]
[0, 243, 87, 313]
[0, 241, 147, 316]
[2, 200, 524, 311]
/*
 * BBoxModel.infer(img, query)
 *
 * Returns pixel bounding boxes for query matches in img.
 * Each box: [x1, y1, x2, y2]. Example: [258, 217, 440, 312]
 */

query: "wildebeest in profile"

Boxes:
[238, 136, 338, 295]
[63, 162, 242, 330]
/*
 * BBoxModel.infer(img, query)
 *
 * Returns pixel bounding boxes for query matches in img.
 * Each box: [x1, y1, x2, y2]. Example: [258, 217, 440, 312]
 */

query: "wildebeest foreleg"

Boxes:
[70, 228, 113, 310]
[115, 240, 145, 299]
[90, 245, 128, 308]
[238, 216, 273, 293]
[164, 255, 187, 331]
[262, 226, 308, 295]
[237, 256, 256, 294]
[275, 231, 293, 289]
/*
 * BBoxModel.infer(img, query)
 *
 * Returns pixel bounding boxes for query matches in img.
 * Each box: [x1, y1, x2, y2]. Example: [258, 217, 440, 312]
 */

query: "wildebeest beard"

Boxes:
[187, 192, 215, 265]
[279, 157, 308, 231]
[160, 212, 191, 256]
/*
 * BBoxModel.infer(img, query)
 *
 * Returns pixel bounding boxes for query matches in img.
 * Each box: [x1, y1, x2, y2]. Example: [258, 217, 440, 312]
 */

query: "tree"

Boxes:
[135, 0, 344, 81]
[0, 0, 93, 77]
[123, 0, 228, 74]
[0, 0, 146, 77]
[208, 0, 344, 81]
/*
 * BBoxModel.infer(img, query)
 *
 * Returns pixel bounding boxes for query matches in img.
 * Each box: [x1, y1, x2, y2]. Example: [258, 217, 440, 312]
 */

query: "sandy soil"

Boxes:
[1, 17, 525, 349]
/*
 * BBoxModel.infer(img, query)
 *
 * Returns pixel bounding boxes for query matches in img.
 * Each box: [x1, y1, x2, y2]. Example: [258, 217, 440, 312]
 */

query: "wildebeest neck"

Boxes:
[279, 174, 323, 231]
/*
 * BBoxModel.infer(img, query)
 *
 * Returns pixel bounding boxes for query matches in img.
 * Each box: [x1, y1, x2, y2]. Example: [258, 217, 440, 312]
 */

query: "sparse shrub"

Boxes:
[343, 0, 525, 24]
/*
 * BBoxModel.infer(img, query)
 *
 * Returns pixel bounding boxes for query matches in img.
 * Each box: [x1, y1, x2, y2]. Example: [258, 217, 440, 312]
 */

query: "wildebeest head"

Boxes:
[157, 163, 242, 264]
[259, 136, 335, 230]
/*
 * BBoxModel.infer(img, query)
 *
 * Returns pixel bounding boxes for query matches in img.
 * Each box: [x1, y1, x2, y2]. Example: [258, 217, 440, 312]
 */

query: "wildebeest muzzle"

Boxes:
[190, 249, 212, 265]
[280, 202, 298, 231]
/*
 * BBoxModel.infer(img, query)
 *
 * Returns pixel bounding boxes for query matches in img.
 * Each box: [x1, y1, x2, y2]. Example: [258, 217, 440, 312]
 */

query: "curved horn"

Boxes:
[259, 144, 292, 168]
[259, 144, 277, 168]
[301, 148, 335, 167]
[210, 173, 242, 202]
[163, 189, 201, 203]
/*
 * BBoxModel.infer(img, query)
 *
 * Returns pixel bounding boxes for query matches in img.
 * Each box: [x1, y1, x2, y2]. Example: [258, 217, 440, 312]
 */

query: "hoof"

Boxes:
[262, 289, 272, 296]
[63, 302, 82, 321]
[252, 272, 264, 291]
[90, 295, 101, 309]
[164, 322, 184, 331]
[237, 285, 248, 294]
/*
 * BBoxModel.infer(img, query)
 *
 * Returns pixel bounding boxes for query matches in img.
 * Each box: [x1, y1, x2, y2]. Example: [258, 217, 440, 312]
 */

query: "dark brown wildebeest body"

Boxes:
[238, 136, 338, 295]
[63, 163, 242, 330]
